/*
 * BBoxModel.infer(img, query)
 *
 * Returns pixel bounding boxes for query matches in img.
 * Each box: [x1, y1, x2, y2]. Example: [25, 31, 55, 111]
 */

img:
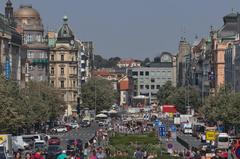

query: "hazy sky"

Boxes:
[1, 0, 240, 59]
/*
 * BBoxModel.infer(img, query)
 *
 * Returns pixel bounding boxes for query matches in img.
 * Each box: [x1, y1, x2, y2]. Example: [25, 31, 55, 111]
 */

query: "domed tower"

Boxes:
[14, 4, 49, 82]
[57, 16, 74, 43]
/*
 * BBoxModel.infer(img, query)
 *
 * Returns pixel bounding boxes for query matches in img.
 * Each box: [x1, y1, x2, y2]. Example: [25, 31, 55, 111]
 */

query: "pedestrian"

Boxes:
[25, 152, 31, 159]
[96, 147, 106, 159]
[89, 150, 97, 159]
[134, 148, 143, 159]
[57, 150, 68, 159]
[15, 152, 21, 159]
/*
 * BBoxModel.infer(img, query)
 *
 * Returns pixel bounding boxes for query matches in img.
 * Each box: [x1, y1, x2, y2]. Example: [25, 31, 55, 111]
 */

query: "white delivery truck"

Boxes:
[217, 133, 229, 149]
[0, 134, 13, 159]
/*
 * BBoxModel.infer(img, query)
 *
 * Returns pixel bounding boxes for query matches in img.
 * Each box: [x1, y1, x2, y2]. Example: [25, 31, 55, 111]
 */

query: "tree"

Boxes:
[200, 85, 240, 126]
[156, 82, 201, 113]
[166, 86, 201, 113]
[0, 77, 65, 134]
[157, 81, 175, 105]
[81, 77, 117, 112]
[108, 57, 121, 68]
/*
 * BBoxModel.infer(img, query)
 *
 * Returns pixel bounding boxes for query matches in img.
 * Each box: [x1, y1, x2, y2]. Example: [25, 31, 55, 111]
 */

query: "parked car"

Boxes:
[13, 136, 30, 151]
[48, 137, 61, 145]
[52, 126, 68, 133]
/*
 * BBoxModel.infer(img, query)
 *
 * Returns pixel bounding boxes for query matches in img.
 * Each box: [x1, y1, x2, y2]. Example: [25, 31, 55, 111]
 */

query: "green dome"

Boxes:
[57, 16, 74, 42]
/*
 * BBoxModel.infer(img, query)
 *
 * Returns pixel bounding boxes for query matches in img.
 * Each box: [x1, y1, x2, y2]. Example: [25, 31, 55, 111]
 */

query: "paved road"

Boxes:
[177, 131, 202, 149]
[51, 122, 99, 149]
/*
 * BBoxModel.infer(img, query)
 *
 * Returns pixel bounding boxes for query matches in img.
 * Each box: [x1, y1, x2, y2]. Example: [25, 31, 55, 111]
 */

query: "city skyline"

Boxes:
[1, 0, 240, 59]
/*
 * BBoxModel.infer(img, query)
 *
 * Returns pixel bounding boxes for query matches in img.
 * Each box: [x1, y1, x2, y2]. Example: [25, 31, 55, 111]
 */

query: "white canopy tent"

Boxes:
[96, 113, 108, 118]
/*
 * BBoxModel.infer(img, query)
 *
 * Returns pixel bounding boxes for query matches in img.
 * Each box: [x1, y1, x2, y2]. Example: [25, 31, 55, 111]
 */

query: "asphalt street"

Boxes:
[177, 131, 201, 149]
[51, 122, 99, 149]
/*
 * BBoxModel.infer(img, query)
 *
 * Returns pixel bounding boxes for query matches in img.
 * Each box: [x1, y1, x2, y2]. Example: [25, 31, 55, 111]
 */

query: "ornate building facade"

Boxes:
[0, 0, 25, 84]
[14, 4, 49, 82]
[49, 16, 86, 112]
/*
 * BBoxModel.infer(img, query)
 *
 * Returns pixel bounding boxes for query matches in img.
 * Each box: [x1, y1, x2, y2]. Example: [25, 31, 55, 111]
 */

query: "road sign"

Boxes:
[159, 124, 166, 137]
[206, 131, 216, 141]
[235, 146, 240, 158]
[170, 125, 177, 132]
[167, 143, 173, 149]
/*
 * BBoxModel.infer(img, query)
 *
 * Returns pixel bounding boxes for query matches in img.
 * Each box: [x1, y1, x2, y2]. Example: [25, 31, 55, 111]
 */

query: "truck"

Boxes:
[0, 134, 13, 159]
[182, 123, 193, 134]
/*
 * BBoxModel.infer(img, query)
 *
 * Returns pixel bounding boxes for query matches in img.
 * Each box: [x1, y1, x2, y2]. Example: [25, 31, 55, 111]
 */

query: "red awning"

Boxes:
[162, 105, 177, 113]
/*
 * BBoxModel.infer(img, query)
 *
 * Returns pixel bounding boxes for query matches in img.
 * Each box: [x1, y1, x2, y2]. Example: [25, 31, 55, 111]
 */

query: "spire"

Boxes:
[6, 0, 12, 6]
[5, 0, 13, 20]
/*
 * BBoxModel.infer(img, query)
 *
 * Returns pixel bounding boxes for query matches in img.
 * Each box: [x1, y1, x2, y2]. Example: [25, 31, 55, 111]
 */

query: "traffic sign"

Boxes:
[167, 143, 173, 149]
[159, 124, 166, 137]
[170, 125, 177, 132]
[235, 146, 240, 158]
[206, 131, 216, 141]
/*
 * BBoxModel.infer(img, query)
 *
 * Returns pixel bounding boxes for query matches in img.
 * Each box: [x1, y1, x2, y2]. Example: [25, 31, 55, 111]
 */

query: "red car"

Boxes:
[48, 137, 61, 145]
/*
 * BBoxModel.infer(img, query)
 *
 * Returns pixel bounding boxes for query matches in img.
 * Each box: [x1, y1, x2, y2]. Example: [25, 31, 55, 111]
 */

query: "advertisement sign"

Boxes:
[0, 135, 7, 144]
[206, 131, 216, 141]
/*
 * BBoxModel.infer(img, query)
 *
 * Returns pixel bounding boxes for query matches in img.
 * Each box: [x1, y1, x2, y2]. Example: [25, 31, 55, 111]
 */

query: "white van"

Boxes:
[183, 123, 193, 134]
[12, 136, 29, 151]
[22, 134, 45, 145]
[217, 133, 229, 149]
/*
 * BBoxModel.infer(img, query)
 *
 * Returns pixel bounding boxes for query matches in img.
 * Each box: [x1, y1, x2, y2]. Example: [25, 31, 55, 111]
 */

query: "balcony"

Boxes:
[31, 59, 48, 65]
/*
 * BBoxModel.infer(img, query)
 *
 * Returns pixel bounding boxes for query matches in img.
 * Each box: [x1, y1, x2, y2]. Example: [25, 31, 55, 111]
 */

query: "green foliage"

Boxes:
[94, 55, 121, 68]
[81, 77, 117, 112]
[200, 85, 240, 126]
[110, 133, 158, 145]
[0, 77, 65, 133]
[157, 82, 201, 113]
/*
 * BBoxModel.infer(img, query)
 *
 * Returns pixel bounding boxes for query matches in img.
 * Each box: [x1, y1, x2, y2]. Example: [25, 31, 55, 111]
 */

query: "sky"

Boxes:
[1, 0, 240, 60]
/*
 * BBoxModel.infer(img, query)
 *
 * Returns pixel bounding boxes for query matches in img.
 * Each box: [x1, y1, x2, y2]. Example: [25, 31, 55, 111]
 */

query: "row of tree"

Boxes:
[0, 77, 65, 134]
[157, 82, 240, 126]
[81, 77, 118, 112]
[200, 86, 240, 126]
[157, 81, 201, 113]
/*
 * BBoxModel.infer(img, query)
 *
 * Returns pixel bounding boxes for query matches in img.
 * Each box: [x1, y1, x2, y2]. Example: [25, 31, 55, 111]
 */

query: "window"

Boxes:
[61, 55, 64, 61]
[145, 85, 149, 89]
[151, 78, 155, 83]
[151, 85, 155, 89]
[38, 65, 43, 70]
[134, 85, 137, 89]
[28, 65, 33, 71]
[73, 67, 76, 74]
[51, 67, 54, 75]
[60, 81, 64, 88]
[61, 68, 64, 75]
[73, 80, 76, 87]
[51, 55, 54, 61]
[140, 85, 144, 89]
[51, 80, 54, 86]
[27, 51, 33, 58]
[157, 85, 160, 89]
[145, 71, 149, 76]
[140, 71, 144, 76]
[132, 71, 138, 76]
